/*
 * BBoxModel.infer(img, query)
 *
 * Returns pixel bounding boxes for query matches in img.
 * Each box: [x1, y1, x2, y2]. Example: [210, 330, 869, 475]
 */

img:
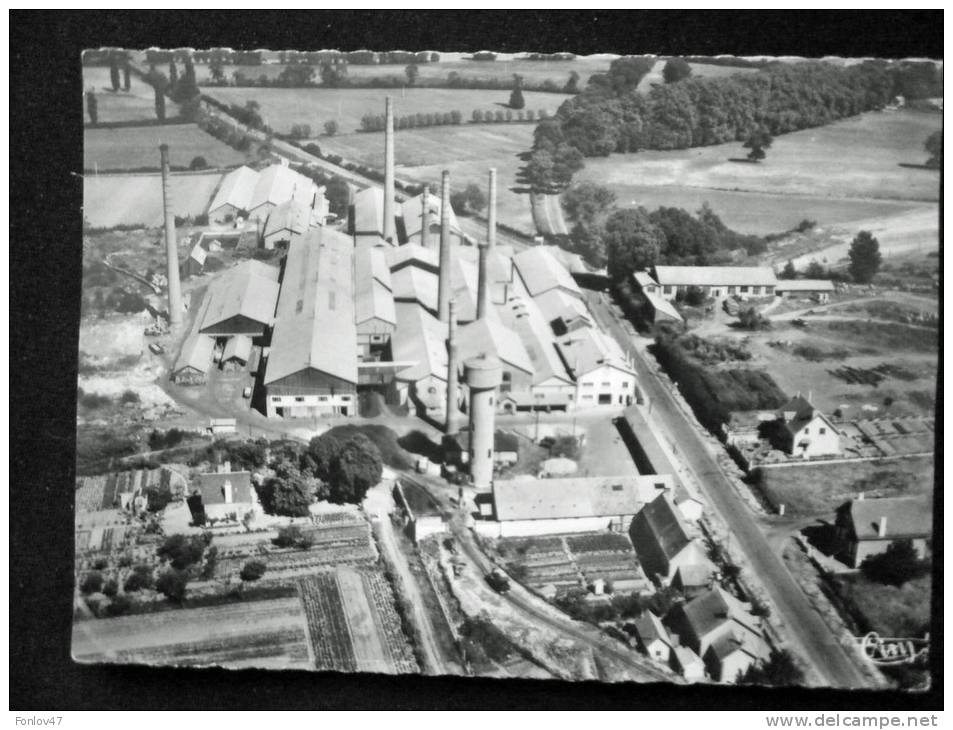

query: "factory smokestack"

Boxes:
[420, 189, 431, 249]
[445, 298, 460, 435]
[437, 170, 452, 322]
[383, 97, 396, 244]
[487, 168, 498, 252]
[464, 355, 502, 491]
[477, 241, 489, 320]
[160, 144, 182, 327]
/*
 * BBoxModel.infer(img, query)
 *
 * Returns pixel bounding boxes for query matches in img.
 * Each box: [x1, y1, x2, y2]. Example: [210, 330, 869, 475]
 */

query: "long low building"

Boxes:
[207, 163, 328, 226]
[479, 474, 677, 537]
[636, 266, 778, 301]
[263, 227, 357, 418]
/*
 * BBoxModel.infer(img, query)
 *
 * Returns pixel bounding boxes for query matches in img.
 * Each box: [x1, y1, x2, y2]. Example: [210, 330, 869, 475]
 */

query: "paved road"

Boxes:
[587, 294, 870, 689]
[398, 472, 681, 683]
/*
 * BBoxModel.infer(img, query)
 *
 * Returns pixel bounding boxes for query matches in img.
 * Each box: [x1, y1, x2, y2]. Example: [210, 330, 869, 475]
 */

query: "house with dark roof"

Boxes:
[629, 493, 713, 582]
[632, 610, 673, 663]
[672, 563, 715, 599]
[835, 495, 933, 568]
[187, 471, 258, 524]
[776, 395, 841, 458]
[671, 646, 707, 682]
[665, 585, 769, 682]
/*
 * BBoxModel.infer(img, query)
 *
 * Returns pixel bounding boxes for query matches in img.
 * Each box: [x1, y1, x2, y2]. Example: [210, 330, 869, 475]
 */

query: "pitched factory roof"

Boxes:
[387, 242, 439, 274]
[200, 260, 280, 332]
[847, 496, 933, 542]
[457, 317, 534, 375]
[354, 246, 396, 327]
[391, 266, 438, 313]
[653, 265, 778, 288]
[674, 563, 715, 589]
[633, 610, 671, 647]
[512, 246, 583, 298]
[556, 326, 633, 378]
[774, 279, 836, 292]
[492, 475, 652, 522]
[539, 245, 587, 274]
[263, 199, 311, 239]
[352, 186, 399, 236]
[208, 165, 259, 214]
[392, 302, 448, 382]
[401, 191, 461, 238]
[194, 471, 254, 505]
[222, 334, 253, 363]
[633, 270, 658, 289]
[501, 295, 573, 386]
[248, 164, 317, 213]
[534, 287, 591, 327]
[265, 227, 357, 385]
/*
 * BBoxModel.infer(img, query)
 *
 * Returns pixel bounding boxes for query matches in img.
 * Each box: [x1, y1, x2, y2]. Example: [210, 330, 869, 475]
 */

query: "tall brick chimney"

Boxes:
[420, 190, 431, 249]
[160, 144, 182, 327]
[445, 298, 460, 435]
[477, 241, 490, 320]
[437, 170, 452, 322]
[383, 96, 396, 244]
[487, 167, 497, 251]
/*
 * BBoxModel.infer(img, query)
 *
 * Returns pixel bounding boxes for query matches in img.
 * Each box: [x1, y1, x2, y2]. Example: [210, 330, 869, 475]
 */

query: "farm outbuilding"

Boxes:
[247, 164, 324, 221]
[199, 260, 280, 337]
[774, 279, 836, 302]
[834, 495, 932, 568]
[650, 265, 778, 301]
[222, 334, 253, 368]
[171, 333, 215, 384]
[207, 165, 259, 223]
[183, 242, 207, 277]
[262, 199, 311, 250]
[629, 493, 714, 583]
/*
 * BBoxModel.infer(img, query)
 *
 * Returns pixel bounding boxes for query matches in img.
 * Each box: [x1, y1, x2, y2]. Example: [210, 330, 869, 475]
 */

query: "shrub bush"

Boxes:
[124, 565, 155, 592]
[156, 569, 189, 602]
[240, 560, 267, 582]
[80, 571, 104, 595]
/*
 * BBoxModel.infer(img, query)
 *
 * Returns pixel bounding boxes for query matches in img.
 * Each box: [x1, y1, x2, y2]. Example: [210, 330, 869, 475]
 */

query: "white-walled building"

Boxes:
[556, 326, 638, 408]
[777, 395, 842, 458]
[637, 266, 778, 301]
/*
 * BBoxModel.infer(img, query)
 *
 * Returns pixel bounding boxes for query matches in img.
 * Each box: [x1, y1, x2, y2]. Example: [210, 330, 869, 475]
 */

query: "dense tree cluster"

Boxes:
[360, 109, 463, 132]
[847, 230, 882, 283]
[450, 183, 487, 215]
[662, 57, 692, 84]
[739, 649, 804, 686]
[925, 130, 942, 169]
[525, 59, 903, 191]
[860, 539, 931, 587]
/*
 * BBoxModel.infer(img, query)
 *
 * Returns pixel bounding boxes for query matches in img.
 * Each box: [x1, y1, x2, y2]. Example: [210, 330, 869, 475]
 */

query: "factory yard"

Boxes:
[84, 123, 252, 172]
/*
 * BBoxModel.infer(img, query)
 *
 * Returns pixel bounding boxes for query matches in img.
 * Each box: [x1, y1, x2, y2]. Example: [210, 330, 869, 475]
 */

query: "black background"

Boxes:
[10, 9, 943, 711]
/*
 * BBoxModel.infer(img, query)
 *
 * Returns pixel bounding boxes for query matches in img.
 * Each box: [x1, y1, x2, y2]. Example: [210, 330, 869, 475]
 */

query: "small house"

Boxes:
[632, 610, 673, 663]
[672, 563, 715, 599]
[222, 335, 253, 369]
[629, 493, 714, 583]
[188, 470, 258, 524]
[774, 279, 835, 303]
[777, 395, 841, 458]
[834, 495, 933, 568]
[183, 242, 207, 277]
[671, 646, 707, 682]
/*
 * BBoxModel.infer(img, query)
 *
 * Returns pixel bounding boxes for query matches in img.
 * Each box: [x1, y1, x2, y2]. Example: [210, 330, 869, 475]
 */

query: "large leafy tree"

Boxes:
[604, 208, 663, 281]
[109, 55, 121, 91]
[847, 230, 882, 283]
[662, 57, 692, 84]
[779, 260, 797, 279]
[303, 433, 342, 482]
[328, 434, 383, 505]
[509, 74, 526, 110]
[259, 459, 318, 517]
[739, 649, 804, 686]
[860, 539, 930, 587]
[561, 182, 616, 228]
[744, 127, 774, 161]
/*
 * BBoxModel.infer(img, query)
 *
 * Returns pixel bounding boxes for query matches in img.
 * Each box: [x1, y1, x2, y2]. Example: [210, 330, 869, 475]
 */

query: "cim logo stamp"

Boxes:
[857, 632, 929, 666]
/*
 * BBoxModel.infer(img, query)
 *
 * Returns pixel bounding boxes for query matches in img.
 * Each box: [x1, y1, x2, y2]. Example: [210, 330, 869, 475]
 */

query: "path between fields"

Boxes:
[367, 489, 448, 677]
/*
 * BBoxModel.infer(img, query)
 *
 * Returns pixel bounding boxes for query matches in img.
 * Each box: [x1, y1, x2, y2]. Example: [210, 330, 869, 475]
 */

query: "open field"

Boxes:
[72, 596, 312, 669]
[83, 66, 178, 124]
[195, 57, 755, 91]
[84, 172, 223, 228]
[832, 574, 931, 638]
[750, 455, 934, 516]
[577, 110, 941, 236]
[85, 123, 252, 171]
[205, 86, 570, 135]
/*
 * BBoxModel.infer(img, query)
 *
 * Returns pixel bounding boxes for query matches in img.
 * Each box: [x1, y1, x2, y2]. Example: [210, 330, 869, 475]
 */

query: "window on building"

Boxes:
[501, 371, 512, 392]
[598, 394, 612, 404]
[295, 396, 305, 403]
[663, 286, 673, 295]
[582, 394, 593, 400]
[740, 286, 749, 293]
[819, 427, 826, 435]
[489, 396, 494, 406]
[601, 382, 611, 387]
[341, 396, 352, 402]
[803, 427, 809, 435]
[318, 396, 328, 402]
[271, 396, 280, 402]
[582, 382, 594, 388]
[487, 449, 492, 459]
[728, 286, 736, 294]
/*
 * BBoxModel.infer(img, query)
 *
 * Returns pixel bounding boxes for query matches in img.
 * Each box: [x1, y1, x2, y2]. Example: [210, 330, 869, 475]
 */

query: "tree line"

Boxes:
[524, 57, 932, 192]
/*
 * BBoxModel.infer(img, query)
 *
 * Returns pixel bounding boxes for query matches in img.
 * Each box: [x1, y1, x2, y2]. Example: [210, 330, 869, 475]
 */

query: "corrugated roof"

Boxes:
[189, 242, 207, 265]
[263, 199, 311, 239]
[849, 496, 933, 541]
[248, 164, 317, 213]
[493, 475, 653, 521]
[265, 227, 357, 385]
[633, 271, 658, 288]
[540, 245, 587, 274]
[534, 287, 591, 326]
[352, 186, 393, 235]
[208, 166, 259, 214]
[222, 334, 253, 362]
[512, 246, 583, 298]
[775, 279, 836, 292]
[654, 266, 778, 288]
[457, 317, 534, 376]
[200, 260, 281, 332]
[392, 302, 448, 382]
